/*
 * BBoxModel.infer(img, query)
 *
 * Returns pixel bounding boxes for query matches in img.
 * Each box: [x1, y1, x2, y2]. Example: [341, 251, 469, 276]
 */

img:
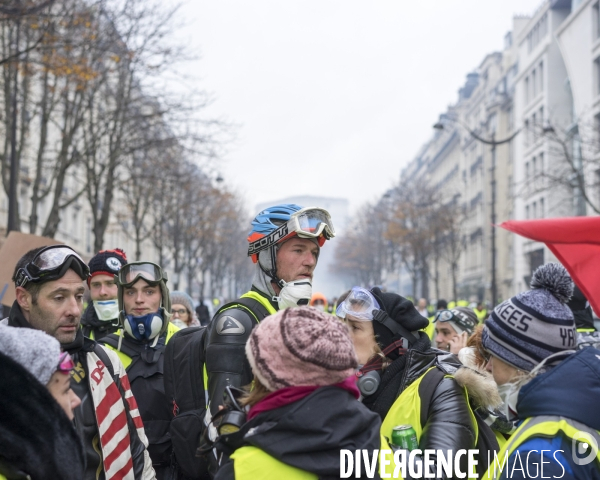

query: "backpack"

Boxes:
[419, 367, 500, 478]
[164, 326, 209, 478]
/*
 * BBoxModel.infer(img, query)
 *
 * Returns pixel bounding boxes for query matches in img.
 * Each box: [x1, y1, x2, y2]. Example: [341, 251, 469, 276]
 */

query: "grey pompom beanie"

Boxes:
[0, 323, 61, 385]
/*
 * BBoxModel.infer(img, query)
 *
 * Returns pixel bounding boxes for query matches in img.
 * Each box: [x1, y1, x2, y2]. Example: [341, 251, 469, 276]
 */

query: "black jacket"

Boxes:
[5, 301, 151, 480]
[0, 351, 84, 480]
[80, 302, 120, 341]
[214, 385, 383, 480]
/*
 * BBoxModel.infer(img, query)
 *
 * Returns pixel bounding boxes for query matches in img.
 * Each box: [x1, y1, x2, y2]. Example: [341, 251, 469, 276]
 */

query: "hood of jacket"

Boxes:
[222, 385, 381, 478]
[517, 347, 600, 430]
[0, 351, 84, 480]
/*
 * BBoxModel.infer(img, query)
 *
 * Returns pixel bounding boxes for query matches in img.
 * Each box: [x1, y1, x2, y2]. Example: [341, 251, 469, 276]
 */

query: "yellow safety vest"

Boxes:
[426, 316, 436, 340]
[475, 309, 488, 323]
[231, 446, 316, 480]
[484, 416, 600, 480]
[103, 322, 179, 369]
[379, 367, 479, 478]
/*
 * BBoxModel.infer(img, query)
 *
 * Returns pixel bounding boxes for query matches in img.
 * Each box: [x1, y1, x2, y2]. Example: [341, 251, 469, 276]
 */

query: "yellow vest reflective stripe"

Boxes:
[231, 446, 317, 480]
[380, 367, 478, 478]
[483, 416, 600, 480]
[577, 328, 596, 333]
[103, 322, 180, 369]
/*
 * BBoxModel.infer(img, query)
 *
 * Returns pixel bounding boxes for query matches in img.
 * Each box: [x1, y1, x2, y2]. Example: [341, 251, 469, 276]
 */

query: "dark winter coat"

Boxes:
[0, 351, 84, 480]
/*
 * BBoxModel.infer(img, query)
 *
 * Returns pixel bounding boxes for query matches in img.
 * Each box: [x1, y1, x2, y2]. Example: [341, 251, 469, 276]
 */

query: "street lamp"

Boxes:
[434, 119, 520, 306]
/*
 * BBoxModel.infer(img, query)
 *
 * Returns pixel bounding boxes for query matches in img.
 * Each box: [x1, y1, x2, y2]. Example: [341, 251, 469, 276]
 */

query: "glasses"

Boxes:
[248, 207, 335, 256]
[57, 351, 75, 374]
[15, 245, 89, 288]
[116, 262, 167, 288]
[171, 308, 188, 316]
[336, 287, 380, 322]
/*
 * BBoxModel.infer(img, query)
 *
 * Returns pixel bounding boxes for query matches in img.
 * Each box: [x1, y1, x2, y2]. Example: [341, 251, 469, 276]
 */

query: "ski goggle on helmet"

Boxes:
[15, 245, 89, 288]
[336, 287, 380, 322]
[247, 206, 335, 258]
[115, 262, 167, 288]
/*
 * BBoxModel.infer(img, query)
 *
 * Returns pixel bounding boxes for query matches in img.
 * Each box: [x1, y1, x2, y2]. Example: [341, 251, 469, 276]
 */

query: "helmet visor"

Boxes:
[117, 262, 164, 287]
[336, 287, 380, 321]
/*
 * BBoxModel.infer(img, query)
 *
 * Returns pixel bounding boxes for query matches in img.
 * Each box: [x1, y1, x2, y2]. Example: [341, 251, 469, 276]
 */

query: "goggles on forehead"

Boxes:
[57, 351, 75, 374]
[15, 245, 89, 288]
[247, 207, 335, 256]
[115, 262, 167, 288]
[434, 309, 475, 333]
[336, 286, 380, 322]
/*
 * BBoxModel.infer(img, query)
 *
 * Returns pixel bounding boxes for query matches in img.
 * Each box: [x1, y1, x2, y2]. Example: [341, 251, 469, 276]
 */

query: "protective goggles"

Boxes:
[434, 309, 475, 333]
[57, 351, 75, 374]
[336, 287, 380, 322]
[15, 245, 89, 288]
[248, 207, 335, 256]
[115, 262, 167, 288]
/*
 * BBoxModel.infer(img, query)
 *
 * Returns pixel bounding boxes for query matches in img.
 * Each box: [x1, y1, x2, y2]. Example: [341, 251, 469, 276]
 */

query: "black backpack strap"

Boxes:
[216, 297, 272, 323]
[418, 366, 446, 427]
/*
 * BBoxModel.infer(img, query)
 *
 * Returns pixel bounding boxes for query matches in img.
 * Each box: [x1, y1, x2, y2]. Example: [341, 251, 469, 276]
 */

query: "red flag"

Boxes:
[500, 217, 600, 314]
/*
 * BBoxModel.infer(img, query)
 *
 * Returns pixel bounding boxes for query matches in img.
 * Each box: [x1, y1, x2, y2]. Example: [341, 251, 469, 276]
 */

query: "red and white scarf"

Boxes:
[87, 347, 155, 480]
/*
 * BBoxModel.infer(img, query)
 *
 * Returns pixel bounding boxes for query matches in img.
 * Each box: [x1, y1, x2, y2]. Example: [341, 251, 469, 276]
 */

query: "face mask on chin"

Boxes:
[273, 279, 313, 310]
[313, 304, 325, 312]
[93, 299, 120, 322]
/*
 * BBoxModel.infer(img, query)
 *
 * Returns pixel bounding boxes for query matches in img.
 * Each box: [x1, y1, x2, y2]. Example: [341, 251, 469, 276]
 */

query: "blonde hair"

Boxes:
[239, 377, 272, 408]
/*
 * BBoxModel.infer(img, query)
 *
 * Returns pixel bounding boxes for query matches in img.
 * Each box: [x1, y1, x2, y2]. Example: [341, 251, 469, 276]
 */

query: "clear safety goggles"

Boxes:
[336, 286, 380, 322]
[15, 245, 89, 287]
[248, 207, 335, 256]
[115, 262, 167, 288]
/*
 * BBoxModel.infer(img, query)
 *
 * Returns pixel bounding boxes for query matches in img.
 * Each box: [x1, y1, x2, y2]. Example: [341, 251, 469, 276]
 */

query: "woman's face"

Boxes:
[345, 316, 378, 364]
[171, 303, 190, 325]
[46, 371, 81, 420]
[485, 354, 520, 385]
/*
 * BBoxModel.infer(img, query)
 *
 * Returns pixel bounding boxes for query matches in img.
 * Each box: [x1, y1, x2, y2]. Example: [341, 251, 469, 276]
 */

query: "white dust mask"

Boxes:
[273, 279, 312, 310]
[93, 299, 120, 322]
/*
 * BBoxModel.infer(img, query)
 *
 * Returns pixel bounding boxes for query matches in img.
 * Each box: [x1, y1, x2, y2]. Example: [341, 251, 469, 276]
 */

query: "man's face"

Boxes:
[418, 299, 427, 310]
[435, 322, 458, 351]
[17, 269, 85, 345]
[89, 274, 118, 301]
[275, 237, 319, 285]
[123, 278, 162, 316]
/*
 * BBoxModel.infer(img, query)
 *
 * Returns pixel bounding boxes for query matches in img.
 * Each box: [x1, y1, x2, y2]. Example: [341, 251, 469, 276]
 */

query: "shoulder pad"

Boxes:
[211, 307, 257, 337]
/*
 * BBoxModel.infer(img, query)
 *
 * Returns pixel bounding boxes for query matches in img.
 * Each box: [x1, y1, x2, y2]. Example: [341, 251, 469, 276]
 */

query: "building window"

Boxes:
[525, 76, 530, 104]
[533, 201, 537, 219]
[532, 68, 537, 97]
[539, 106, 544, 126]
[525, 119, 530, 146]
[539, 61, 544, 92]
[526, 205, 530, 219]
[540, 197, 545, 218]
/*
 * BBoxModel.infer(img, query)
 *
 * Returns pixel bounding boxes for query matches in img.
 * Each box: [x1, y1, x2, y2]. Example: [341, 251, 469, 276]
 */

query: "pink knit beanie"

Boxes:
[245, 306, 358, 392]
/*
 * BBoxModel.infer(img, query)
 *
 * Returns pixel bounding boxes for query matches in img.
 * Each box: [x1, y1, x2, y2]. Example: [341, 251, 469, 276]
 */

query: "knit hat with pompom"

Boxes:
[245, 306, 358, 392]
[482, 263, 576, 372]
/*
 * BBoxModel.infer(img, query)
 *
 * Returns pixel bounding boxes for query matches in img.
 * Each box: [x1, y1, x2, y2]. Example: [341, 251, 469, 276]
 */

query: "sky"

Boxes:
[169, 0, 544, 215]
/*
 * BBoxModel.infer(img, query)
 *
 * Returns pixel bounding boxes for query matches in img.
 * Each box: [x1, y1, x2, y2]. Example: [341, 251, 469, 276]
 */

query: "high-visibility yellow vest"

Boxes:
[103, 322, 179, 369]
[379, 367, 479, 478]
[483, 416, 600, 480]
[475, 309, 488, 323]
[426, 316, 436, 340]
[230, 446, 317, 480]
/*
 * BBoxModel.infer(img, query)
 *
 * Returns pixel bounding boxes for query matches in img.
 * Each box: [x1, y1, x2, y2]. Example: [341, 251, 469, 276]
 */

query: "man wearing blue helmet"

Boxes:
[204, 204, 335, 423]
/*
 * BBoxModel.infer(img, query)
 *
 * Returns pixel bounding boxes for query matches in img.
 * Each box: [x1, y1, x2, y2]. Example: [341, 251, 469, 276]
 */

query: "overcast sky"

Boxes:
[172, 0, 544, 214]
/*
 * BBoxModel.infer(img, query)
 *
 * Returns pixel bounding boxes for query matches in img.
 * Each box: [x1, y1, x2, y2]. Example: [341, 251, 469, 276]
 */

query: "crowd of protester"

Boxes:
[0, 203, 599, 480]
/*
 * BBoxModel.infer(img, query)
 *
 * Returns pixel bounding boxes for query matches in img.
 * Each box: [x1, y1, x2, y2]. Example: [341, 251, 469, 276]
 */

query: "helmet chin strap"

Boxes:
[259, 244, 286, 289]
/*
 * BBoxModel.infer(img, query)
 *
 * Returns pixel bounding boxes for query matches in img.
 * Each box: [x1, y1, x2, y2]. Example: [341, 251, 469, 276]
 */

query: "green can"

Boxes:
[391, 425, 418, 451]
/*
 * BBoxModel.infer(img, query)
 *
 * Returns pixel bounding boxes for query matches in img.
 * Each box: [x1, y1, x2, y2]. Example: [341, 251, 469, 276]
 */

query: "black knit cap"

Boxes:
[370, 287, 429, 354]
[87, 249, 127, 286]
